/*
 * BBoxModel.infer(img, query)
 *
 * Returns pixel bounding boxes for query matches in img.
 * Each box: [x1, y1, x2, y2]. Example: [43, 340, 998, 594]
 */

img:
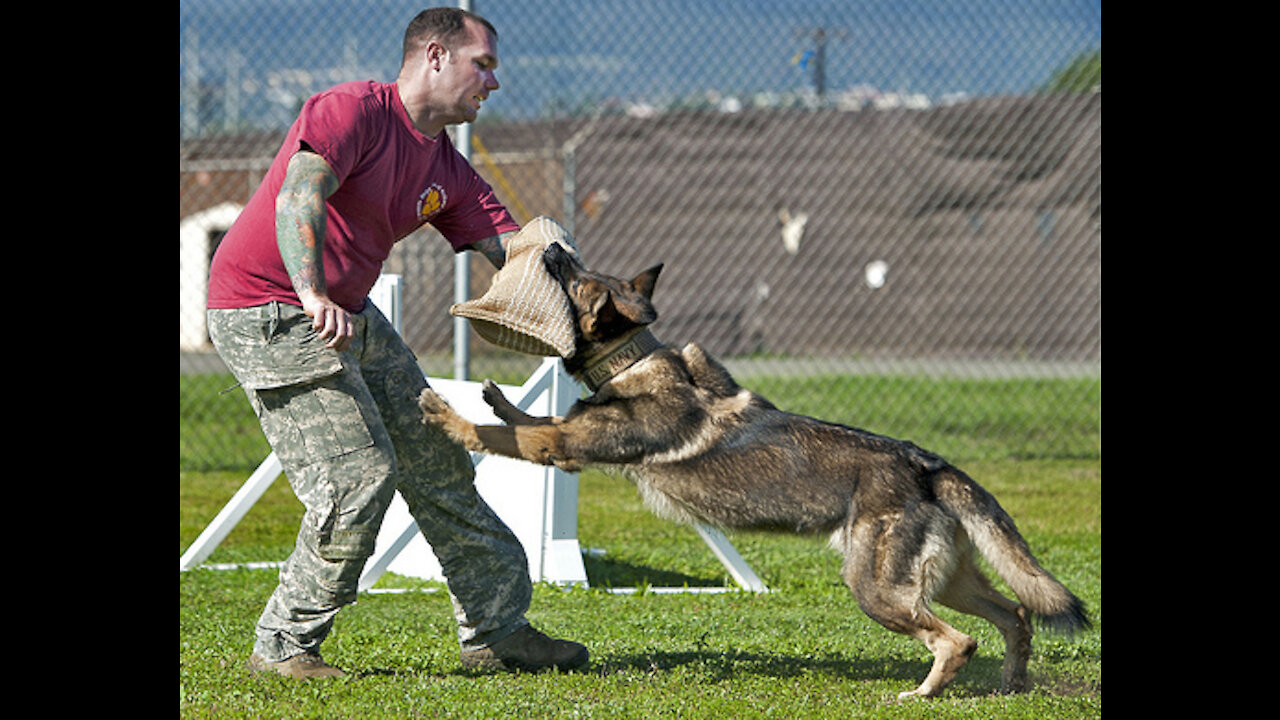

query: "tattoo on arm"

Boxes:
[276, 151, 340, 297]
[468, 231, 518, 269]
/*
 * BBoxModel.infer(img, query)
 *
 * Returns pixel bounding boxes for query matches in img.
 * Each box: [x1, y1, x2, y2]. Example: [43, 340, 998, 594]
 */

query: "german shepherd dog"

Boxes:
[419, 243, 1089, 699]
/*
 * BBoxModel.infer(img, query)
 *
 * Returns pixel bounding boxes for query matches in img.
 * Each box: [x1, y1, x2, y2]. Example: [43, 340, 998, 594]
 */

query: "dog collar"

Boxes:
[576, 328, 662, 392]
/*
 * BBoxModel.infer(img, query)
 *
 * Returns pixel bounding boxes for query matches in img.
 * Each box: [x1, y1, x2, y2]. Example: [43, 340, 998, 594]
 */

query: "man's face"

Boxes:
[436, 19, 500, 125]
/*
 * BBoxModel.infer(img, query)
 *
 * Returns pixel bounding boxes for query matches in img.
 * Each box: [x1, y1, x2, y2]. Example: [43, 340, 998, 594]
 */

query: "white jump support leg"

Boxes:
[695, 524, 768, 592]
[179, 452, 282, 571]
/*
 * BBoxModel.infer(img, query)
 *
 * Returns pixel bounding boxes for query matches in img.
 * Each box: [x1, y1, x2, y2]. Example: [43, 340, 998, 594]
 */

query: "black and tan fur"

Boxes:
[419, 243, 1089, 698]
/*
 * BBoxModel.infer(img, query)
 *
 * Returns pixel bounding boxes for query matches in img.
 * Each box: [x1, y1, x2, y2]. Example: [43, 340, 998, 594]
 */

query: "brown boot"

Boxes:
[460, 625, 589, 672]
[247, 651, 346, 679]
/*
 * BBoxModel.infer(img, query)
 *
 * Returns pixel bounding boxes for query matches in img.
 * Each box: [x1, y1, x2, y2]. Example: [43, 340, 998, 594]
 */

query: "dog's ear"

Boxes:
[582, 289, 616, 337]
[631, 263, 663, 300]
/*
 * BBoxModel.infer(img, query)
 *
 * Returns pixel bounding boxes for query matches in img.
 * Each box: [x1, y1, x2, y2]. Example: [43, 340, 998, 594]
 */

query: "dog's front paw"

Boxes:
[418, 388, 455, 426]
[417, 387, 481, 450]
[480, 379, 508, 410]
[481, 379, 527, 425]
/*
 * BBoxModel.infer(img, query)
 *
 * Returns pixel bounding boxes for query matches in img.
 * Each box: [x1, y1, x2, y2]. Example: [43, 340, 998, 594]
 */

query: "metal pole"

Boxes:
[453, 0, 473, 380]
[562, 144, 575, 238]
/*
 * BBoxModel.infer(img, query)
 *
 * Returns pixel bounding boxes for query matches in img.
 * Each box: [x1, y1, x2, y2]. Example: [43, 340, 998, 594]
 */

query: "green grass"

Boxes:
[744, 374, 1101, 461]
[180, 455, 1100, 718]
[181, 371, 1100, 471]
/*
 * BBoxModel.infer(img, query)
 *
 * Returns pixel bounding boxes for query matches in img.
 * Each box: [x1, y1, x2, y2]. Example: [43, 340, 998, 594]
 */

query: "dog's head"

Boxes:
[542, 243, 663, 344]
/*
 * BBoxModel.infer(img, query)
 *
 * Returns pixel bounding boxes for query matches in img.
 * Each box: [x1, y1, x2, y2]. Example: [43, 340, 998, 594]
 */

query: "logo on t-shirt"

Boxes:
[417, 183, 447, 220]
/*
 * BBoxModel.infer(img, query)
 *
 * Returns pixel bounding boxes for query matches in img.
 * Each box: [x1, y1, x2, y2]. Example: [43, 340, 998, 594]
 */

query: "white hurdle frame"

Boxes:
[180, 274, 766, 594]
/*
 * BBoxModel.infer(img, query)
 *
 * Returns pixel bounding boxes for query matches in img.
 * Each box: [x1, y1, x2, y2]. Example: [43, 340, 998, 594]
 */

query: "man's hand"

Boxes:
[298, 289, 354, 351]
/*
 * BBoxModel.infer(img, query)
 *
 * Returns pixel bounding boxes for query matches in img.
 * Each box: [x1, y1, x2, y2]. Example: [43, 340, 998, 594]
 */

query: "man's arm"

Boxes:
[276, 150, 353, 350]
[465, 230, 519, 269]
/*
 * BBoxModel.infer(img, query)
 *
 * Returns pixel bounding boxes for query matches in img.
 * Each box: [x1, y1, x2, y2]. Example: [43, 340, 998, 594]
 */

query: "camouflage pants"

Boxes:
[207, 301, 532, 661]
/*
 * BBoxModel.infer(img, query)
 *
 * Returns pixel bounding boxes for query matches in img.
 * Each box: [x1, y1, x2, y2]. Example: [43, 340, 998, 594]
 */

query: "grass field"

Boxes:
[180, 373, 1100, 718]
[181, 371, 1100, 471]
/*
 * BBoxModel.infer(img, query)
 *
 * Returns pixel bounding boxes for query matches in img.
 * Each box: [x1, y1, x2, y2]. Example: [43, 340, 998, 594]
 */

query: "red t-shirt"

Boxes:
[207, 80, 519, 313]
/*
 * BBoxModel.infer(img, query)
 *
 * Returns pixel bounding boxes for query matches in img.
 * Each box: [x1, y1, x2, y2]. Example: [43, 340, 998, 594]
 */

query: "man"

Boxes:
[205, 7, 587, 679]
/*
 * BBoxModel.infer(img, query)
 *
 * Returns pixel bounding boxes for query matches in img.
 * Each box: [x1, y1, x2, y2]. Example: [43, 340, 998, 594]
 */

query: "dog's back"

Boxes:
[588, 343, 949, 536]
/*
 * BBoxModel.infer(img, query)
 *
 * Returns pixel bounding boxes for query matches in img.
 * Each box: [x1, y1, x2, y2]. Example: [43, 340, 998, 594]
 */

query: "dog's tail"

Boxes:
[934, 468, 1090, 634]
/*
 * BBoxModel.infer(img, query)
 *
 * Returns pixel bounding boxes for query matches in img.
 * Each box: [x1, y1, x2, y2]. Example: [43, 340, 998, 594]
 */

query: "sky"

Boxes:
[179, 0, 1101, 131]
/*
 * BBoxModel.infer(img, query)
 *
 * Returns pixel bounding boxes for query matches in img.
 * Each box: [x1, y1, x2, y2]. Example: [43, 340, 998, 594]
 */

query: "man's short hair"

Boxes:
[402, 7, 498, 61]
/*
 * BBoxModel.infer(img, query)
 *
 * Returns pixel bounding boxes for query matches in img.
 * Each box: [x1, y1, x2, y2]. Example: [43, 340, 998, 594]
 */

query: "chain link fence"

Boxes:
[180, 1, 1101, 471]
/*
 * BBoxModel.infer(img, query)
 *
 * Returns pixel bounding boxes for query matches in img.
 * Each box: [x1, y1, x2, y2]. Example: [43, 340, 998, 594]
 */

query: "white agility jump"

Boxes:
[180, 275, 766, 594]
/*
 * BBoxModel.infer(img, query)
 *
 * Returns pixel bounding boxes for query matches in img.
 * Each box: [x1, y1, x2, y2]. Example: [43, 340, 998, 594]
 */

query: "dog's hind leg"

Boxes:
[935, 549, 1032, 694]
[900, 618, 978, 700]
[840, 516, 978, 699]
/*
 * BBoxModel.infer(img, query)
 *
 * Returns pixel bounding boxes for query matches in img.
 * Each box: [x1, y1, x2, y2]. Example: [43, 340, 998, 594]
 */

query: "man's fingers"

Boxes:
[329, 310, 353, 350]
[312, 306, 354, 350]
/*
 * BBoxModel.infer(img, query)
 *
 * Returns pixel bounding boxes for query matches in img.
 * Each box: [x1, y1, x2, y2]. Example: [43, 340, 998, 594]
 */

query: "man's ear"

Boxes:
[631, 263, 664, 299]
[426, 40, 448, 70]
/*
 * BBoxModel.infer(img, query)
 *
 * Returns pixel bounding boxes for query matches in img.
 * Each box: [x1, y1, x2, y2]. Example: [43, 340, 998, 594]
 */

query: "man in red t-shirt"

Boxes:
[207, 7, 587, 679]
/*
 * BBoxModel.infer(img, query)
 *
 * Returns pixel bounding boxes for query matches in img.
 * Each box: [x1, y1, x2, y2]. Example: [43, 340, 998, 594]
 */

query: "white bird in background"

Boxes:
[777, 207, 809, 255]
[864, 260, 889, 289]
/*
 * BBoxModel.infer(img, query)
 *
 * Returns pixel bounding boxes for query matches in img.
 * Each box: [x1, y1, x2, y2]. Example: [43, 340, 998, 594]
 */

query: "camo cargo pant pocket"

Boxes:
[252, 372, 394, 562]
